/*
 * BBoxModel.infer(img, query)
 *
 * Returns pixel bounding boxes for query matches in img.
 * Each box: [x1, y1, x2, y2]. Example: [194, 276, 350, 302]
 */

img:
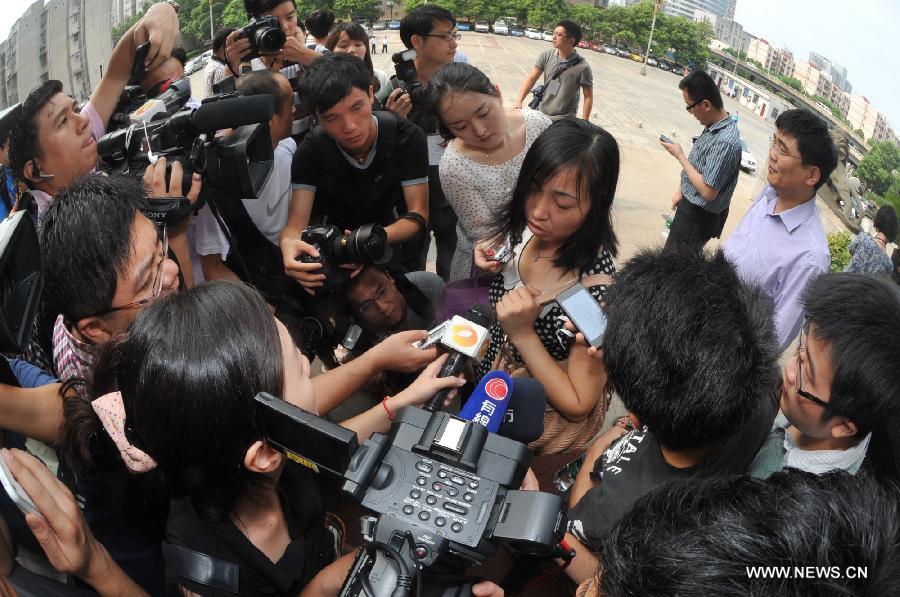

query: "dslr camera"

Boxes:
[241, 15, 287, 60]
[391, 49, 423, 98]
[298, 223, 393, 293]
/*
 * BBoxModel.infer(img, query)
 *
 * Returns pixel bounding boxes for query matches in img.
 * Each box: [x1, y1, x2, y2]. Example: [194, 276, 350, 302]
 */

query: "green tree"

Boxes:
[778, 75, 803, 93]
[524, 0, 568, 29]
[857, 141, 900, 196]
[334, 0, 381, 21]
[567, 4, 600, 38]
[221, 0, 248, 28]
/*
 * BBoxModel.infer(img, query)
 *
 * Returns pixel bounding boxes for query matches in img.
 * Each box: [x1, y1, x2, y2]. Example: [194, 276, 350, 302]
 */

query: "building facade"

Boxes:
[662, 0, 730, 20]
[714, 17, 750, 55]
[0, 0, 113, 110]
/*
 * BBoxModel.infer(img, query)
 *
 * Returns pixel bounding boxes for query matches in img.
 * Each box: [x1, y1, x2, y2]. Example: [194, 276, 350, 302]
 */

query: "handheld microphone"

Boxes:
[458, 371, 513, 433]
[423, 304, 494, 411]
[497, 377, 546, 444]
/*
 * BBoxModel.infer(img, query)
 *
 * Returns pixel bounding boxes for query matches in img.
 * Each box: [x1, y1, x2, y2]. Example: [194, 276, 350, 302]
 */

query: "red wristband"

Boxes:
[382, 396, 396, 421]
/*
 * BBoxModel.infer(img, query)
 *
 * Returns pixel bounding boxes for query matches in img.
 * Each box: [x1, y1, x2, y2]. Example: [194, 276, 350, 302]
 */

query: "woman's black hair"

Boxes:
[325, 22, 375, 77]
[63, 282, 286, 523]
[874, 205, 897, 243]
[427, 62, 499, 141]
[487, 119, 620, 272]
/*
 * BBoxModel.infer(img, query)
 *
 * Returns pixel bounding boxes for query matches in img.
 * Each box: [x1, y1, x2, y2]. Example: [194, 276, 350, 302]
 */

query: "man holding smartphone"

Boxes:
[660, 70, 741, 251]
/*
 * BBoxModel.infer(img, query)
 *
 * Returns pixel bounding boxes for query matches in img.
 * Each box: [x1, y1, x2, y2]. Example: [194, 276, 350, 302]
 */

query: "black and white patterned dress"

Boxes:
[477, 232, 615, 377]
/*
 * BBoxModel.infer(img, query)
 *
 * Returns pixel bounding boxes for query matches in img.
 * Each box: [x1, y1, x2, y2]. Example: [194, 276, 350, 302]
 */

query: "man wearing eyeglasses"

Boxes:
[723, 109, 837, 351]
[376, 6, 463, 281]
[40, 175, 186, 382]
[513, 20, 593, 121]
[661, 69, 741, 251]
[748, 273, 900, 480]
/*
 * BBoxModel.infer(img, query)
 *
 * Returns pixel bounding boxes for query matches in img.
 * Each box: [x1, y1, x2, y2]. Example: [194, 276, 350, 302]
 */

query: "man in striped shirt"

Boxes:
[661, 70, 742, 251]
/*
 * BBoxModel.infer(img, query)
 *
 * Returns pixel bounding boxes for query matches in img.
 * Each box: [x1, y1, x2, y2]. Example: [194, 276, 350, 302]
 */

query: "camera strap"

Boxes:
[162, 542, 240, 594]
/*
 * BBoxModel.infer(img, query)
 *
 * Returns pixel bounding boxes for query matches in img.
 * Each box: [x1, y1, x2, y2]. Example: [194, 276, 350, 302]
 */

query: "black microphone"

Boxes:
[423, 304, 494, 411]
[168, 95, 275, 134]
[497, 377, 546, 444]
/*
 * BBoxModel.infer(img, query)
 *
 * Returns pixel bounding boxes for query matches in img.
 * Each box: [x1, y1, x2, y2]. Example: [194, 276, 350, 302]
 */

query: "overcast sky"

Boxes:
[0, 0, 897, 126]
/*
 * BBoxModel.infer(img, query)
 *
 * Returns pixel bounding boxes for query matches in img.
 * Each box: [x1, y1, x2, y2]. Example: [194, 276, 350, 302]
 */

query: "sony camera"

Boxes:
[391, 49, 423, 98]
[251, 393, 568, 597]
[241, 15, 286, 60]
[298, 223, 393, 293]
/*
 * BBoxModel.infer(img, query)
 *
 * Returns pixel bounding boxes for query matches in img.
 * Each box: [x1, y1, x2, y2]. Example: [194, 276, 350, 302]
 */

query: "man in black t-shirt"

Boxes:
[562, 247, 781, 585]
[281, 53, 429, 294]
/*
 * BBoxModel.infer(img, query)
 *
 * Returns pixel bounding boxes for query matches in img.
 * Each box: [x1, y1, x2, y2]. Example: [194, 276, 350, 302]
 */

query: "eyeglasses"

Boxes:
[88, 226, 169, 318]
[770, 135, 801, 160]
[423, 31, 461, 42]
[355, 279, 393, 316]
[552, 32, 571, 38]
[796, 316, 829, 408]
[685, 99, 703, 112]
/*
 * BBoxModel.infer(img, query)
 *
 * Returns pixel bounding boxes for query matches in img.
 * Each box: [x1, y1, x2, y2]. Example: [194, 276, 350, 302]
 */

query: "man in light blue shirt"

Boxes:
[724, 109, 838, 351]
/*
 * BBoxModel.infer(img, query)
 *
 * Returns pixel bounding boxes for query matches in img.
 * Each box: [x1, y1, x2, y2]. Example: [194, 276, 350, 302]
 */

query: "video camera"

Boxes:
[253, 393, 568, 597]
[298, 223, 393, 293]
[391, 49, 423, 98]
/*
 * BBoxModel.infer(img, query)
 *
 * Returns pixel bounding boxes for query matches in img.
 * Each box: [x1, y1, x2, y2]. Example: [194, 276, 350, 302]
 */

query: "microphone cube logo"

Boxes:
[440, 315, 489, 359]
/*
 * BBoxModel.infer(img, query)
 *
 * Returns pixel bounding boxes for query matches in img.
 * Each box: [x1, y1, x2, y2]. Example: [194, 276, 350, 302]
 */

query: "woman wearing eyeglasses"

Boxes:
[427, 62, 552, 281]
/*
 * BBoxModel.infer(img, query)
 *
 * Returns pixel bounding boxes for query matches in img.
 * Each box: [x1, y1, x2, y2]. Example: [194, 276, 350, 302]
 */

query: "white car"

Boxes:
[525, 28, 541, 39]
[541, 30, 554, 42]
[475, 21, 490, 33]
[493, 21, 508, 35]
[740, 139, 757, 173]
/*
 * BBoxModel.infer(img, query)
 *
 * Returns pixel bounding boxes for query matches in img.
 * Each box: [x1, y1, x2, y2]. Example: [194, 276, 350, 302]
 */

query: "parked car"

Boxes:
[615, 47, 631, 58]
[740, 139, 757, 173]
[388, 20, 401, 30]
[588, 41, 603, 52]
[509, 25, 524, 36]
[457, 22, 472, 31]
[525, 28, 541, 39]
[184, 57, 204, 76]
[577, 40, 591, 49]
[646, 57, 658, 67]
[602, 44, 617, 54]
[541, 30, 554, 41]
[629, 52, 643, 62]
[475, 21, 490, 32]
[373, 20, 387, 30]
[493, 20, 508, 35]
[657, 60, 671, 71]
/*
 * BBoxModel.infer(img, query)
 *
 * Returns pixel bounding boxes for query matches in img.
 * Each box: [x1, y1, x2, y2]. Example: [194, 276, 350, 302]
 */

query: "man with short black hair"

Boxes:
[724, 109, 838, 350]
[563, 247, 780, 584]
[593, 471, 900, 597]
[6, 1, 179, 214]
[225, 0, 320, 77]
[749, 273, 900, 479]
[41, 175, 181, 381]
[304, 9, 335, 50]
[514, 20, 593, 121]
[204, 28, 237, 96]
[281, 53, 429, 293]
[661, 69, 741, 251]
[376, 5, 461, 280]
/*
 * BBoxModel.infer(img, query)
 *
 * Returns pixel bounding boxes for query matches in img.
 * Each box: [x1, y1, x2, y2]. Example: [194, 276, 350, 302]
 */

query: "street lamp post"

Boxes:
[209, 0, 214, 42]
[387, 1, 394, 20]
[641, 0, 661, 76]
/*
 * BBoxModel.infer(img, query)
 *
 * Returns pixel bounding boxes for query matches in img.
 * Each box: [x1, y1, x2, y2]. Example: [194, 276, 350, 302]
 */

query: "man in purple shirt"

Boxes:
[724, 109, 838, 351]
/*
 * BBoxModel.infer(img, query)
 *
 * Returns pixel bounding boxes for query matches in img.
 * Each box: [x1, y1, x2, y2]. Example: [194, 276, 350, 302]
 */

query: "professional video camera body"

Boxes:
[254, 393, 569, 597]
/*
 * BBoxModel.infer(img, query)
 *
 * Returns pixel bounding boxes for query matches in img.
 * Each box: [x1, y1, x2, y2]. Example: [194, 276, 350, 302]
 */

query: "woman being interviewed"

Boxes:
[428, 62, 552, 281]
[59, 281, 462, 596]
[474, 119, 619, 455]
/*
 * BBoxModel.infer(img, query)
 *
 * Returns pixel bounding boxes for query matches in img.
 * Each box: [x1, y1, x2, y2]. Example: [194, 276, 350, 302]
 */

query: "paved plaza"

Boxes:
[369, 32, 849, 261]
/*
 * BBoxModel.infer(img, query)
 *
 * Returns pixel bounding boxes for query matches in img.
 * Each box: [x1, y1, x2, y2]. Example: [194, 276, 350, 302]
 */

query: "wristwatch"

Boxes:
[160, 0, 180, 14]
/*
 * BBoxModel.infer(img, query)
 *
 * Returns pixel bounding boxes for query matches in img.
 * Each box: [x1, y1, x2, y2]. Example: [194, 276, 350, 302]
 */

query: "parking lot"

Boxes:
[369, 31, 848, 258]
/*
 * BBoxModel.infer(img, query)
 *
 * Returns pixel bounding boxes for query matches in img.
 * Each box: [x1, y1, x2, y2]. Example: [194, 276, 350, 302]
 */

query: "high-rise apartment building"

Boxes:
[809, 50, 851, 93]
[662, 0, 731, 20]
[714, 17, 750, 55]
[0, 0, 113, 110]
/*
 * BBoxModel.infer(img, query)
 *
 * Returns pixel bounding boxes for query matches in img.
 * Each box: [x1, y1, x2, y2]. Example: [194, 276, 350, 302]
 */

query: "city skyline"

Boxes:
[0, 0, 896, 132]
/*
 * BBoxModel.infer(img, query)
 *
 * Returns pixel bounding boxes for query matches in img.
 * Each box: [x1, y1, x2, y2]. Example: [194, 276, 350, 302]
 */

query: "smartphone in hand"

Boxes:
[557, 283, 607, 348]
[659, 134, 673, 144]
